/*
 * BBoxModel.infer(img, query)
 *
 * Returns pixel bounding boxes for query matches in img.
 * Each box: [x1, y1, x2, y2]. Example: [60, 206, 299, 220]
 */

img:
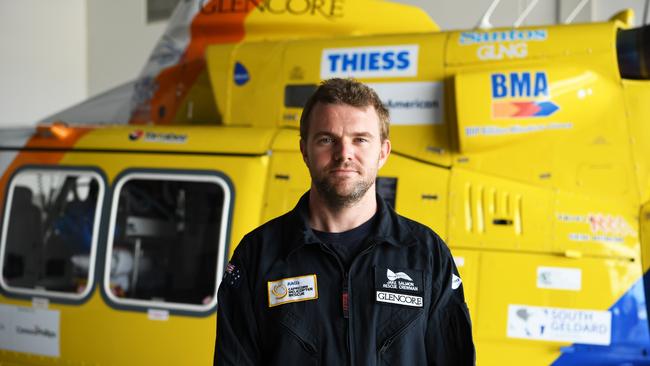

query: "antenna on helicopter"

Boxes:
[564, 0, 591, 24]
[477, 0, 501, 29]
[514, 0, 540, 28]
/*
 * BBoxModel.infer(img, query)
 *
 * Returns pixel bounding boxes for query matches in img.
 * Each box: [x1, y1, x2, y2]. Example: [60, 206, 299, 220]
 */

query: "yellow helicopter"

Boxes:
[1, 0, 650, 364]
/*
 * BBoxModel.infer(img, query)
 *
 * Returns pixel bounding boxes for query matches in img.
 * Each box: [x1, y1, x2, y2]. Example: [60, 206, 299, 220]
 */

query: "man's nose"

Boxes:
[334, 139, 354, 161]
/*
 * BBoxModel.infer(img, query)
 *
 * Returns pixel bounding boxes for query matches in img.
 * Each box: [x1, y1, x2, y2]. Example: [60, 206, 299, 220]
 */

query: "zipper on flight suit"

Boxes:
[318, 243, 348, 318]
[320, 239, 378, 365]
[318, 242, 351, 365]
[346, 241, 377, 366]
[378, 310, 425, 355]
[342, 273, 349, 318]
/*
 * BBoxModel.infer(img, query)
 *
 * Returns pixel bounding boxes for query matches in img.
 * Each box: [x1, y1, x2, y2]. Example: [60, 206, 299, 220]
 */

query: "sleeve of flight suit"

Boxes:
[214, 246, 260, 366]
[426, 242, 475, 366]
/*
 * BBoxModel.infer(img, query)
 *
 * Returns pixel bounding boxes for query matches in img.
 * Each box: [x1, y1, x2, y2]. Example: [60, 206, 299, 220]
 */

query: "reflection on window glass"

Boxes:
[109, 177, 225, 307]
[2, 170, 102, 295]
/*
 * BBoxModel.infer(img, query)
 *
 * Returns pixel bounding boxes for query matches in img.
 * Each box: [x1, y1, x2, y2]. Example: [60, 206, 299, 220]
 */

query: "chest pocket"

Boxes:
[265, 309, 320, 366]
[377, 307, 426, 365]
[374, 266, 429, 365]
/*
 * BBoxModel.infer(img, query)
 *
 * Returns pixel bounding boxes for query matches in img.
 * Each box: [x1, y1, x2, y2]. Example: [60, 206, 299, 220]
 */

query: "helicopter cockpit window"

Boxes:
[104, 171, 231, 313]
[0, 168, 104, 300]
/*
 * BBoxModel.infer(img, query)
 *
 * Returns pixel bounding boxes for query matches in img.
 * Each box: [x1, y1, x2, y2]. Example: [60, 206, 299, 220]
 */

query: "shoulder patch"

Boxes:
[452, 274, 462, 290]
[223, 261, 242, 288]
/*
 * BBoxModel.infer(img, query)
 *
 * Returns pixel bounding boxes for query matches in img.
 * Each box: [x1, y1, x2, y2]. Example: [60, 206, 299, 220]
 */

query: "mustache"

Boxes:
[327, 161, 361, 171]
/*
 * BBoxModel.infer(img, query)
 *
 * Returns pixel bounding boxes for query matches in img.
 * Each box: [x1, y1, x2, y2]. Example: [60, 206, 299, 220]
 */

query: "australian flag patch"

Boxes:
[223, 261, 242, 288]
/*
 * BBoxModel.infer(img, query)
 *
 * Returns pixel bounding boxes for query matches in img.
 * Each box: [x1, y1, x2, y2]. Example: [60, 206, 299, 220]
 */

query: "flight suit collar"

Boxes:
[284, 191, 418, 259]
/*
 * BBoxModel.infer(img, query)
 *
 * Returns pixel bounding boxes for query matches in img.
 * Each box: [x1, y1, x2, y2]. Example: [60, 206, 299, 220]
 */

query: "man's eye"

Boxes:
[318, 137, 333, 144]
[355, 137, 368, 143]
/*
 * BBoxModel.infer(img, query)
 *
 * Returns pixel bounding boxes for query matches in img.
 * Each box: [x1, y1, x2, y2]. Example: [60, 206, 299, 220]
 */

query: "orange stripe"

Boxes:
[131, 0, 253, 125]
[0, 128, 93, 217]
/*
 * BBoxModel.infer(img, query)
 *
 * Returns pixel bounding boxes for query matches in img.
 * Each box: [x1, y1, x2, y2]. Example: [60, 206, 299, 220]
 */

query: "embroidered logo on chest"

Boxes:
[267, 274, 318, 307]
[374, 266, 424, 307]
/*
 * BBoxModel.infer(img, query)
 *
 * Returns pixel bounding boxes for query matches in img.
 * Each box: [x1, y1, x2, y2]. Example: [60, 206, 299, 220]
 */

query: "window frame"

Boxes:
[102, 169, 233, 314]
[0, 166, 107, 302]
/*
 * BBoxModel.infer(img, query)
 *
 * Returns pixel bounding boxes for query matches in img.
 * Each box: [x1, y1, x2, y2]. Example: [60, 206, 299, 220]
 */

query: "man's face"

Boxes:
[300, 102, 391, 208]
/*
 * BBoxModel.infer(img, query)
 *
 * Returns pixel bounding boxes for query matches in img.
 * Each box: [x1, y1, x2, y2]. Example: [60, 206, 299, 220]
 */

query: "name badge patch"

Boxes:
[268, 274, 318, 307]
[375, 266, 424, 308]
[376, 291, 423, 307]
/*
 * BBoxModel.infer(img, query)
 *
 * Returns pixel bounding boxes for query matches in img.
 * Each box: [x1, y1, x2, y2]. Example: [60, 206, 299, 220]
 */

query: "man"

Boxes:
[215, 78, 475, 365]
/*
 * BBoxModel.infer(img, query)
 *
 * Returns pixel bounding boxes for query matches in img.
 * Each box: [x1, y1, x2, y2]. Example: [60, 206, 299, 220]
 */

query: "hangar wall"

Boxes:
[0, 0, 87, 128]
[87, 0, 167, 97]
[0, 0, 647, 128]
[0, 0, 166, 128]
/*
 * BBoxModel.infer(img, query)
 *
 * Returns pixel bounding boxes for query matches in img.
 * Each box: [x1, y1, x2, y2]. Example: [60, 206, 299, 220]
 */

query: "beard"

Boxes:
[311, 161, 376, 210]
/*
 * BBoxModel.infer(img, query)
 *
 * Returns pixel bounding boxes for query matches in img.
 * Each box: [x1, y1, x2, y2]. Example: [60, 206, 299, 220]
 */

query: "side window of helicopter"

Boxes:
[0, 168, 105, 301]
[104, 170, 231, 314]
[284, 84, 318, 108]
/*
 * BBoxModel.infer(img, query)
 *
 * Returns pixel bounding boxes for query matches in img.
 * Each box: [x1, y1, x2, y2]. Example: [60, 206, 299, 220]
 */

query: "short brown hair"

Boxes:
[299, 78, 389, 141]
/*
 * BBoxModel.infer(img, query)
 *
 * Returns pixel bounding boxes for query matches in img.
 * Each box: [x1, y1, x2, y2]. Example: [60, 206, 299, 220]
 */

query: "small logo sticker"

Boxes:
[268, 275, 318, 307]
[536, 266, 581, 291]
[452, 274, 462, 290]
[234, 62, 250, 86]
[128, 130, 187, 144]
[271, 283, 288, 299]
[129, 130, 144, 141]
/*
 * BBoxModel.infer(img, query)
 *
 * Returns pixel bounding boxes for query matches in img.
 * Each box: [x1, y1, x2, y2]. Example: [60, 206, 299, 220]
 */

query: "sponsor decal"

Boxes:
[367, 82, 444, 125]
[283, 113, 299, 121]
[477, 42, 528, 60]
[147, 309, 170, 321]
[128, 131, 188, 144]
[491, 72, 559, 118]
[321, 45, 419, 79]
[493, 100, 559, 118]
[267, 274, 318, 307]
[15, 326, 56, 338]
[376, 267, 422, 293]
[375, 267, 424, 307]
[507, 304, 611, 345]
[587, 213, 636, 236]
[234, 62, 250, 86]
[451, 274, 462, 290]
[537, 267, 581, 291]
[0, 304, 60, 357]
[460, 30, 547, 61]
[32, 297, 49, 309]
[459, 29, 548, 45]
[557, 212, 637, 243]
[376, 291, 423, 307]
[199, 0, 344, 18]
[464, 122, 572, 137]
[129, 130, 144, 141]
